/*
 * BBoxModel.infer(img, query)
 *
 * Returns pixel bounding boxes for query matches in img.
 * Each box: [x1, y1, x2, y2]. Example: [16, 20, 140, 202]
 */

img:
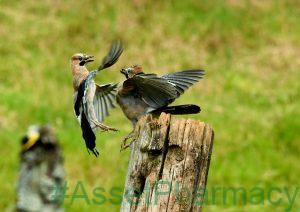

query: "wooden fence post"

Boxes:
[121, 113, 214, 212]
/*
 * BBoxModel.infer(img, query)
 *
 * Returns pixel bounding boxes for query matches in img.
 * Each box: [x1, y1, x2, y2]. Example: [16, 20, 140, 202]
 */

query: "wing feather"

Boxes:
[98, 40, 123, 71]
[123, 73, 178, 109]
[93, 83, 118, 122]
[81, 41, 122, 123]
[161, 70, 204, 95]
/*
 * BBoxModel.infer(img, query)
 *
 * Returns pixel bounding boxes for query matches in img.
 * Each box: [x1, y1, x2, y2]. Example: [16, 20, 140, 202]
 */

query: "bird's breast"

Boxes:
[116, 93, 149, 123]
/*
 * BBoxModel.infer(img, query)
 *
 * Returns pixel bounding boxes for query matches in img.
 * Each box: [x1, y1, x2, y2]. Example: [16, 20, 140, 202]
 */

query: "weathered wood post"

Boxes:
[121, 113, 214, 212]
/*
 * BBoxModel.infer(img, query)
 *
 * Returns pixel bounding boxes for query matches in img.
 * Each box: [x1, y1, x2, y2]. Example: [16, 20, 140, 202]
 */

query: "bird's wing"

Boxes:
[73, 41, 123, 157]
[123, 73, 178, 109]
[93, 83, 118, 122]
[81, 40, 123, 120]
[98, 40, 123, 71]
[161, 70, 205, 95]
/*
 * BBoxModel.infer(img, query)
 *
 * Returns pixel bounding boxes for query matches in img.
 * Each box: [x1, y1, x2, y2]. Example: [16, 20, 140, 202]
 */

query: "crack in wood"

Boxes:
[157, 121, 171, 180]
[190, 124, 206, 211]
[121, 114, 214, 212]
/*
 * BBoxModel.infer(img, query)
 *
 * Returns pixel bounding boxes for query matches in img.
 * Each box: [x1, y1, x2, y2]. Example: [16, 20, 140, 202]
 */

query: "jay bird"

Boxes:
[70, 41, 123, 156]
[116, 65, 204, 148]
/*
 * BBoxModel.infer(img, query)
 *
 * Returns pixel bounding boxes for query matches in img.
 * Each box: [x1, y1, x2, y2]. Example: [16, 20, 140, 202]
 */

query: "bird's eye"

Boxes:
[78, 56, 83, 61]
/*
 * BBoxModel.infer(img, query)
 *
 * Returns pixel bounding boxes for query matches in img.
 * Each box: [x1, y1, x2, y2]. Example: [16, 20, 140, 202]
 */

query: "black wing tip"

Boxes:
[112, 40, 123, 49]
[98, 40, 124, 71]
[111, 40, 124, 56]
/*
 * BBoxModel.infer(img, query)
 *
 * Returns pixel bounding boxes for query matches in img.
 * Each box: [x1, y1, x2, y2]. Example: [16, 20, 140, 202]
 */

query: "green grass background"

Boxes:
[0, 0, 299, 211]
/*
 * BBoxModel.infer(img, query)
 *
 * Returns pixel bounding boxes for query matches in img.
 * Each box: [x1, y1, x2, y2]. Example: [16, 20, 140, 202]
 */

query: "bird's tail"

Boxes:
[153, 104, 201, 115]
[81, 113, 99, 157]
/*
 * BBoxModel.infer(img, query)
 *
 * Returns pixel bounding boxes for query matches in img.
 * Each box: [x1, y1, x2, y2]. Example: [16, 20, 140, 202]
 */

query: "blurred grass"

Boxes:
[0, 0, 299, 211]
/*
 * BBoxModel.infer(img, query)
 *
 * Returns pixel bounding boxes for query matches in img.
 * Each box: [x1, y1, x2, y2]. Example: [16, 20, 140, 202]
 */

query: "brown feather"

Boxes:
[70, 62, 89, 91]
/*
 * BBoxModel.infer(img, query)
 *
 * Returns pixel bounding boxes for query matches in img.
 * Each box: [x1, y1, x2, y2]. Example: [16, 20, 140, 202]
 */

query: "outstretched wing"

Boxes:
[98, 40, 123, 71]
[74, 41, 123, 156]
[123, 73, 178, 109]
[82, 40, 123, 121]
[161, 70, 204, 95]
[93, 83, 118, 122]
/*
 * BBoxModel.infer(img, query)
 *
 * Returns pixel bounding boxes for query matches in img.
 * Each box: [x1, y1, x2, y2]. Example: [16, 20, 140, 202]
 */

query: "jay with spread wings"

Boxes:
[70, 41, 204, 155]
[70, 41, 123, 156]
[116, 65, 204, 148]
[117, 65, 204, 126]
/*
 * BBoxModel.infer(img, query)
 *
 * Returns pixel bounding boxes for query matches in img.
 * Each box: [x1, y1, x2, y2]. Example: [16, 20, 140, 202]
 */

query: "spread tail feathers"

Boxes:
[153, 104, 201, 115]
[81, 113, 99, 157]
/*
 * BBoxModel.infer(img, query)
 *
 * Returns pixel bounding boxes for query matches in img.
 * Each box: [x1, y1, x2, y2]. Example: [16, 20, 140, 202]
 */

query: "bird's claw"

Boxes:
[120, 132, 136, 151]
[92, 120, 118, 132]
[104, 126, 118, 132]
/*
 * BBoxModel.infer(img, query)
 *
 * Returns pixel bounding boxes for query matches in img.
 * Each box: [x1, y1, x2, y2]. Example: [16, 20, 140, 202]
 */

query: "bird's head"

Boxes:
[21, 125, 58, 152]
[71, 53, 94, 66]
[120, 65, 143, 79]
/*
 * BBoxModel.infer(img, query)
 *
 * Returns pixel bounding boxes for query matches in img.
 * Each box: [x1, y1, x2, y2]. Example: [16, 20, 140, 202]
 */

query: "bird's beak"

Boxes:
[84, 55, 94, 63]
[120, 68, 129, 78]
[120, 68, 126, 75]
[22, 131, 40, 151]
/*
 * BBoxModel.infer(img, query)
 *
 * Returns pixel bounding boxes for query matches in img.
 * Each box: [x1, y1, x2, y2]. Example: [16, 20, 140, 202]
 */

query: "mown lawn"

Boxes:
[0, 1, 299, 211]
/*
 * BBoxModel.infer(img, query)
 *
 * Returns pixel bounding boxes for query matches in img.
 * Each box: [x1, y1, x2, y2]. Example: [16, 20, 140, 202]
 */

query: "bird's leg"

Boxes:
[120, 130, 137, 151]
[91, 119, 118, 132]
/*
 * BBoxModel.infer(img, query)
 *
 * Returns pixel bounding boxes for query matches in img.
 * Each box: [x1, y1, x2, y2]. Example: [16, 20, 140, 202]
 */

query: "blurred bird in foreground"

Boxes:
[70, 41, 123, 156]
[117, 65, 204, 148]
[17, 125, 65, 212]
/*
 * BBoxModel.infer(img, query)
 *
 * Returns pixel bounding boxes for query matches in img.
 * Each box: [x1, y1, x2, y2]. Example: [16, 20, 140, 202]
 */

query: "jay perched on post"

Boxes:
[117, 65, 204, 126]
[116, 65, 204, 148]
